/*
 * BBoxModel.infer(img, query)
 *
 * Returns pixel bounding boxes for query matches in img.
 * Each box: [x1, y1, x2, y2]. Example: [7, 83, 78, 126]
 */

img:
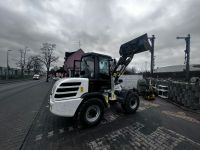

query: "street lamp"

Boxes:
[19, 47, 31, 77]
[6, 49, 12, 80]
[176, 34, 191, 82]
[148, 35, 155, 76]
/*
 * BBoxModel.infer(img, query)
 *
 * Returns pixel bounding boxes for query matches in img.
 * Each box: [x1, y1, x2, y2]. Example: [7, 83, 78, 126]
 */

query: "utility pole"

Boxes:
[78, 40, 81, 49]
[6, 50, 12, 80]
[148, 35, 155, 76]
[19, 47, 30, 77]
[145, 61, 148, 72]
[24, 47, 27, 68]
[72, 40, 81, 49]
[19, 49, 24, 77]
[176, 34, 191, 82]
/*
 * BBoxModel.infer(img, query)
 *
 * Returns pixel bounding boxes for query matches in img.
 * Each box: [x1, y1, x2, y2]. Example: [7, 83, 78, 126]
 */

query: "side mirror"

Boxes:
[118, 79, 123, 83]
[80, 71, 85, 76]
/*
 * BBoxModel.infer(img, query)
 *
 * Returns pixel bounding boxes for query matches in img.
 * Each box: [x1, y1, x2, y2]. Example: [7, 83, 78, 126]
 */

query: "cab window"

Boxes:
[99, 57, 109, 78]
[81, 56, 94, 78]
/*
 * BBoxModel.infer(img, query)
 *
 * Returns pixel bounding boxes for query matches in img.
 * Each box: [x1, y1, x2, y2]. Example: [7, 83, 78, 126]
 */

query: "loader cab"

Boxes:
[80, 53, 112, 92]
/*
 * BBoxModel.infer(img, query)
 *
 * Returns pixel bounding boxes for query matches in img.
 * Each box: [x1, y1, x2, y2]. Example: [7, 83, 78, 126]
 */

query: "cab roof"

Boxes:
[82, 52, 112, 59]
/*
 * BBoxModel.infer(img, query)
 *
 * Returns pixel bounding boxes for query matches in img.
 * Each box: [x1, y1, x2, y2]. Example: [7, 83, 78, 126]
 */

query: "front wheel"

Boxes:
[77, 98, 104, 127]
[121, 91, 140, 114]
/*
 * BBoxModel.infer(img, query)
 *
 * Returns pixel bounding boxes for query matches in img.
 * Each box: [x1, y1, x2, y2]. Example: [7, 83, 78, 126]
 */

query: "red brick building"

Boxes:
[64, 49, 85, 77]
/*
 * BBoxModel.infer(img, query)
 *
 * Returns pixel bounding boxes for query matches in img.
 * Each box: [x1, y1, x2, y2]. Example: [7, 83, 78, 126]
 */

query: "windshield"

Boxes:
[99, 56, 110, 79]
[80, 56, 94, 78]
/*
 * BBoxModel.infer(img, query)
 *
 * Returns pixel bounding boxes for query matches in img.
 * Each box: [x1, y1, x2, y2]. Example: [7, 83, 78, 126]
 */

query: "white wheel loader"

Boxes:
[50, 33, 152, 127]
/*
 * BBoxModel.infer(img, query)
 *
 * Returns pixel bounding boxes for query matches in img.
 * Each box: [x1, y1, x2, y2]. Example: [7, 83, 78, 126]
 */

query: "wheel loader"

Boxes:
[50, 33, 152, 127]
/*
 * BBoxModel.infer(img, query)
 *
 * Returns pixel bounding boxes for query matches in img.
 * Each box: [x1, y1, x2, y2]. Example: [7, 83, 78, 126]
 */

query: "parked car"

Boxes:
[33, 74, 40, 80]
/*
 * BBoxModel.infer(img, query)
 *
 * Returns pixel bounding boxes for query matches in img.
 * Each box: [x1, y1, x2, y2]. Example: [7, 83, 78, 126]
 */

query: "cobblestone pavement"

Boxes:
[21, 96, 200, 150]
[88, 122, 200, 150]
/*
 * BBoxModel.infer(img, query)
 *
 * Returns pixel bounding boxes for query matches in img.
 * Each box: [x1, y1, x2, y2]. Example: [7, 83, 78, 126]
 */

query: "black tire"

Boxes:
[121, 91, 140, 114]
[77, 98, 104, 127]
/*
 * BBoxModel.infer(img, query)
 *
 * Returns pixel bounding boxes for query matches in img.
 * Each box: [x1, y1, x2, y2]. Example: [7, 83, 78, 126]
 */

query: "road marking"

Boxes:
[47, 131, 54, 138]
[137, 101, 160, 113]
[140, 101, 160, 107]
[138, 101, 159, 112]
[59, 128, 65, 134]
[31, 110, 37, 113]
[176, 111, 186, 115]
[138, 107, 146, 112]
[68, 126, 74, 131]
[35, 134, 43, 141]
[162, 111, 200, 124]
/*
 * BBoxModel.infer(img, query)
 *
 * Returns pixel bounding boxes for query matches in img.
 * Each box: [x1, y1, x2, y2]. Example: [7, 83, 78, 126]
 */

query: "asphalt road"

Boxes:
[0, 79, 53, 150]
[0, 80, 200, 150]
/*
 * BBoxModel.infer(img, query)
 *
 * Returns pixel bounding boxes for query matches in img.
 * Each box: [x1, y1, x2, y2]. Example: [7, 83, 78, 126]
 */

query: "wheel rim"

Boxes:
[129, 97, 137, 109]
[85, 105, 101, 123]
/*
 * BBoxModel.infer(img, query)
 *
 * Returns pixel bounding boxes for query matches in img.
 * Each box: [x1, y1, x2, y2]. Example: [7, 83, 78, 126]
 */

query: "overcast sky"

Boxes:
[0, 0, 199, 71]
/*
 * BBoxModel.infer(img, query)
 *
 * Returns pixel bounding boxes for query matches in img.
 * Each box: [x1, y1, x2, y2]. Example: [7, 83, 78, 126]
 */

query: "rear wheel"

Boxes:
[121, 91, 139, 113]
[77, 98, 104, 127]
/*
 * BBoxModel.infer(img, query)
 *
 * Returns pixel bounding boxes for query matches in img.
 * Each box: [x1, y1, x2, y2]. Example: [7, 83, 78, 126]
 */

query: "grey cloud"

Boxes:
[0, 0, 199, 70]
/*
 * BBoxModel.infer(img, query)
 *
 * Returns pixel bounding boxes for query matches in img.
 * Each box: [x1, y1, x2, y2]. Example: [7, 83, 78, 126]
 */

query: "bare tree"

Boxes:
[39, 43, 59, 82]
[27, 55, 43, 74]
[32, 56, 43, 74]
[26, 57, 33, 75]
[16, 47, 30, 77]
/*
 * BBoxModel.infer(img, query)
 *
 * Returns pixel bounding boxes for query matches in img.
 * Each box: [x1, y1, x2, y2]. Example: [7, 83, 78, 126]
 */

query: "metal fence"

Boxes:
[0, 67, 34, 79]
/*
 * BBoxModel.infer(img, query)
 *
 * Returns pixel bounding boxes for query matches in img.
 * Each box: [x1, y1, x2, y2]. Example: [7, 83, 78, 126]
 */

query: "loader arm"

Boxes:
[112, 33, 152, 83]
